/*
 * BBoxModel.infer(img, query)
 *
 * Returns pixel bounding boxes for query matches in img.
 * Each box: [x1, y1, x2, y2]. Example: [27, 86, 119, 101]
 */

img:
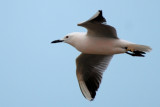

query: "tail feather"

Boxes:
[128, 44, 152, 52]
[126, 44, 152, 57]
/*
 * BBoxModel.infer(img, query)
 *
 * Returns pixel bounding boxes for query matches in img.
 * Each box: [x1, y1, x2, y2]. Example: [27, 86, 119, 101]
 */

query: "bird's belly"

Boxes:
[83, 45, 114, 55]
[77, 38, 118, 55]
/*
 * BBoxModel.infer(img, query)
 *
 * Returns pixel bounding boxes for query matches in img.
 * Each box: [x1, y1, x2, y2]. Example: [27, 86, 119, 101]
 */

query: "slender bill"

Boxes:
[51, 40, 64, 43]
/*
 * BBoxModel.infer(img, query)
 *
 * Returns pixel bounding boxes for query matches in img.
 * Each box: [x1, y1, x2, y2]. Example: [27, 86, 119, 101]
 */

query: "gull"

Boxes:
[51, 10, 151, 101]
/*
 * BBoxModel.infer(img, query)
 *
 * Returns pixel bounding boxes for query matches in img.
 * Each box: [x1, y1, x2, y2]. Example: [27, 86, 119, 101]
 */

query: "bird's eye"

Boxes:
[66, 36, 69, 38]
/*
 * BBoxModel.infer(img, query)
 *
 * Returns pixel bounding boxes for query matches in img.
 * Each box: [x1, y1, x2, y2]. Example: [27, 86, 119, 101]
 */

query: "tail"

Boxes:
[125, 44, 152, 57]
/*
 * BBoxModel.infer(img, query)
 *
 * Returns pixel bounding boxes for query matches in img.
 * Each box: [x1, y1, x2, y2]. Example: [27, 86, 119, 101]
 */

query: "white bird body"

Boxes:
[65, 32, 137, 55]
[51, 10, 152, 101]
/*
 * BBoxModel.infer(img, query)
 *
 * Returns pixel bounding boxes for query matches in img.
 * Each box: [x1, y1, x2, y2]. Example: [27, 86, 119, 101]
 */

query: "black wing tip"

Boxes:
[77, 10, 106, 26]
[89, 98, 94, 101]
[98, 10, 102, 14]
[97, 10, 106, 23]
[86, 95, 95, 101]
[98, 10, 103, 18]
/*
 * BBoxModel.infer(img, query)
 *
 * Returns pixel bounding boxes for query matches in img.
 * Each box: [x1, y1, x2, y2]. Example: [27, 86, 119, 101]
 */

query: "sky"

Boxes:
[0, 0, 160, 107]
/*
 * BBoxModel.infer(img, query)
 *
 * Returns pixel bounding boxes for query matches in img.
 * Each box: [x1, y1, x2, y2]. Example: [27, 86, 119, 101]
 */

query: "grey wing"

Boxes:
[78, 10, 118, 39]
[76, 53, 113, 101]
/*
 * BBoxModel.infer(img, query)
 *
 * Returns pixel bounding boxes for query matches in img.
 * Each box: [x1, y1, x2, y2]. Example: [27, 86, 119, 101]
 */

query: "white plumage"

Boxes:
[51, 10, 151, 101]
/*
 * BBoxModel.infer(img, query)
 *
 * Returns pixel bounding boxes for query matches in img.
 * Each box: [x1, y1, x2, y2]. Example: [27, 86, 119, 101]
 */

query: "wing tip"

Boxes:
[98, 10, 102, 15]
[79, 81, 95, 101]
[77, 10, 106, 26]
[88, 97, 94, 101]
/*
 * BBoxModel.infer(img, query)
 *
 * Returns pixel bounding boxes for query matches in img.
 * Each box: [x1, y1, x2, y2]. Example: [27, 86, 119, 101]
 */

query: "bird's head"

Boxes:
[51, 32, 84, 45]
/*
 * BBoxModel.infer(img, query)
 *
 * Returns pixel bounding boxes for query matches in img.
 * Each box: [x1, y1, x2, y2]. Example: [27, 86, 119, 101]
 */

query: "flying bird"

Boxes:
[51, 10, 151, 101]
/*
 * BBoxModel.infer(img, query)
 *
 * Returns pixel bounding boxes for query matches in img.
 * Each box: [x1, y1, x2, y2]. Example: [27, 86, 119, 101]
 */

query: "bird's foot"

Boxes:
[125, 47, 146, 57]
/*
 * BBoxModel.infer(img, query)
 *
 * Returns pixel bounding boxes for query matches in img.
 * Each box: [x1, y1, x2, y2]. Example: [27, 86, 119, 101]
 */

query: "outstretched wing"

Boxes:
[76, 53, 113, 101]
[78, 10, 118, 39]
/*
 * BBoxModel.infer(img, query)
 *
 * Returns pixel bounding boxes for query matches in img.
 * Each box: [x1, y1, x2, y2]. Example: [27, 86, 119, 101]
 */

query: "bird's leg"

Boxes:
[125, 47, 134, 52]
